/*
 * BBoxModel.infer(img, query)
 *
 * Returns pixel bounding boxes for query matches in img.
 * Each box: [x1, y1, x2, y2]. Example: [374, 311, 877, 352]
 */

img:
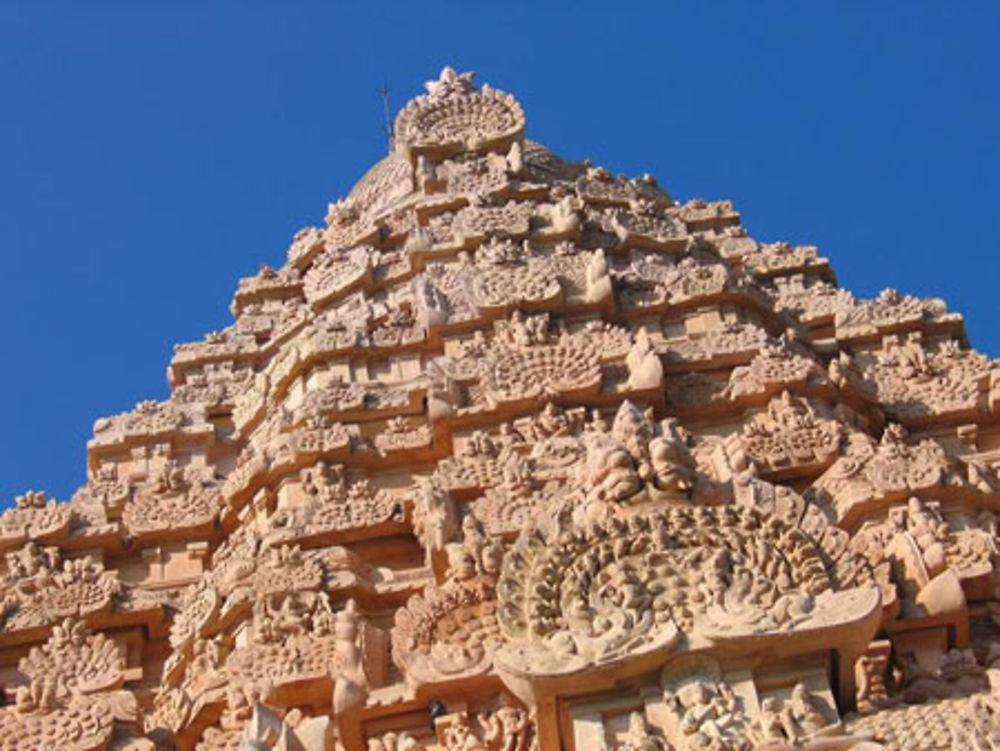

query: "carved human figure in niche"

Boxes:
[537, 402, 570, 437]
[502, 310, 541, 348]
[751, 697, 787, 743]
[416, 481, 456, 552]
[698, 549, 732, 607]
[480, 700, 532, 751]
[456, 515, 504, 577]
[464, 429, 497, 458]
[331, 600, 369, 715]
[781, 682, 833, 739]
[6, 541, 58, 579]
[666, 681, 747, 750]
[150, 458, 186, 494]
[443, 718, 483, 750]
[904, 497, 948, 549]
[892, 339, 934, 381]
[626, 327, 663, 390]
[616, 711, 665, 751]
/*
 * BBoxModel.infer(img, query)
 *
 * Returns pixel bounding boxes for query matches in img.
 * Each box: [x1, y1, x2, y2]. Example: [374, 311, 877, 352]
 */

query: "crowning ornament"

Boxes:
[1, 66, 999, 751]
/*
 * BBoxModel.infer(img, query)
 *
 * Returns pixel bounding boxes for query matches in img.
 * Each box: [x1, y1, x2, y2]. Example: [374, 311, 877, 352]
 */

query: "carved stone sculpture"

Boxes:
[2, 65, 998, 751]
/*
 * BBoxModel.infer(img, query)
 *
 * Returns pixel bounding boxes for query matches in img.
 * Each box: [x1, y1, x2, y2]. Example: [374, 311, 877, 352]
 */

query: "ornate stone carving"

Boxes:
[18, 617, 124, 696]
[495, 505, 876, 686]
[1, 548, 122, 633]
[0, 490, 71, 548]
[122, 461, 222, 540]
[810, 425, 960, 525]
[835, 287, 956, 340]
[739, 392, 843, 475]
[5, 65, 1000, 751]
[395, 67, 526, 157]
[850, 338, 993, 423]
[434, 700, 537, 751]
[265, 461, 403, 543]
[391, 573, 501, 689]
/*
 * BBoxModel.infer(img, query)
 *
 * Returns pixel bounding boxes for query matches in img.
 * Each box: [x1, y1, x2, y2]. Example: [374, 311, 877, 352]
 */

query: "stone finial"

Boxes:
[424, 66, 477, 98]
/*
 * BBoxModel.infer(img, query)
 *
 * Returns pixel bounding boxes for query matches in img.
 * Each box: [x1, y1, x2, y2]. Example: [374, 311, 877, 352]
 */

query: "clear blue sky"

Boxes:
[1, 2, 997, 506]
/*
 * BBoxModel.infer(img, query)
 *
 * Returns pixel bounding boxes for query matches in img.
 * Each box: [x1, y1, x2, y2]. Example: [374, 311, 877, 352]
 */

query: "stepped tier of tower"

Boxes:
[1, 66, 1000, 751]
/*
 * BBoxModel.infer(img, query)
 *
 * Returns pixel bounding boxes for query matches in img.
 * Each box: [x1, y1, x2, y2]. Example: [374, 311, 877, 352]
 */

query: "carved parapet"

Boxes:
[302, 245, 375, 311]
[847, 339, 992, 427]
[0, 548, 124, 638]
[88, 400, 214, 461]
[0, 490, 71, 550]
[0, 692, 119, 751]
[615, 255, 731, 313]
[480, 340, 602, 408]
[122, 480, 222, 544]
[834, 288, 960, 342]
[809, 427, 968, 530]
[263, 462, 405, 546]
[742, 242, 831, 280]
[575, 168, 668, 210]
[610, 201, 686, 252]
[18, 617, 125, 696]
[231, 265, 303, 317]
[454, 201, 533, 245]
[372, 417, 433, 460]
[290, 376, 424, 426]
[726, 343, 828, 401]
[677, 199, 741, 232]
[661, 321, 772, 369]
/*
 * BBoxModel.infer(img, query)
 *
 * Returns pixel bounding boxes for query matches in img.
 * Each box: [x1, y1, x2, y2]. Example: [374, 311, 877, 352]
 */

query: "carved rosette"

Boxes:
[18, 617, 124, 696]
[482, 341, 602, 406]
[495, 505, 878, 687]
[392, 576, 501, 689]
[0, 693, 116, 751]
[394, 67, 526, 157]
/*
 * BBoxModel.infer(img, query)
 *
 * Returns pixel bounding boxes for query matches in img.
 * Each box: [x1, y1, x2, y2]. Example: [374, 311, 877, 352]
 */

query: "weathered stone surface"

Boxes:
[2, 66, 998, 751]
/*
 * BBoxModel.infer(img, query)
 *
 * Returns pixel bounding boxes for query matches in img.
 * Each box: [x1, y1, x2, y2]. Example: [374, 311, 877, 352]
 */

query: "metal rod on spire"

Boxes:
[378, 80, 393, 154]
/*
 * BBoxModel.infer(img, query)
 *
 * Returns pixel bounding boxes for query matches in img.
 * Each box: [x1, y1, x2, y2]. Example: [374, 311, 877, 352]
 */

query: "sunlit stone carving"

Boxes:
[2, 65, 998, 750]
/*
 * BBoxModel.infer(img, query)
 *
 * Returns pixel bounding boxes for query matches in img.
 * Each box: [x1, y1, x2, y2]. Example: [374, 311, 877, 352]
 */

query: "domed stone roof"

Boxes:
[1, 65, 998, 751]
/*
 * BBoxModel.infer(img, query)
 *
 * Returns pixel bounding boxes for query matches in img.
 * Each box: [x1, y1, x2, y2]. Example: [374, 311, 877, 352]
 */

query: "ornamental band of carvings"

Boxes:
[1, 65, 998, 750]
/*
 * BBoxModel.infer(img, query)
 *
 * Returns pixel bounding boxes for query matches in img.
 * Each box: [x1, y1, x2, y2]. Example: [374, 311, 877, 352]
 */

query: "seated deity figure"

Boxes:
[616, 711, 665, 751]
[781, 682, 836, 739]
[665, 681, 749, 751]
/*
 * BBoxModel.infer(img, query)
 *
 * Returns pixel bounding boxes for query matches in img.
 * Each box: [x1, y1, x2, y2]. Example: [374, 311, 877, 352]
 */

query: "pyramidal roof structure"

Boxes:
[2, 66, 999, 751]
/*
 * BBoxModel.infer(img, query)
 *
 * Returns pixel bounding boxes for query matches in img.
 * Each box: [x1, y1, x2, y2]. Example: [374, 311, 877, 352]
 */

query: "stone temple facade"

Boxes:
[2, 66, 1000, 751]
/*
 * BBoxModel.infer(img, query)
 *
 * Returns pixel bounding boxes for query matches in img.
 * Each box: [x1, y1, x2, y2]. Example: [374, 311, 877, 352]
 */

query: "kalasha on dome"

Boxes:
[1, 66, 999, 751]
